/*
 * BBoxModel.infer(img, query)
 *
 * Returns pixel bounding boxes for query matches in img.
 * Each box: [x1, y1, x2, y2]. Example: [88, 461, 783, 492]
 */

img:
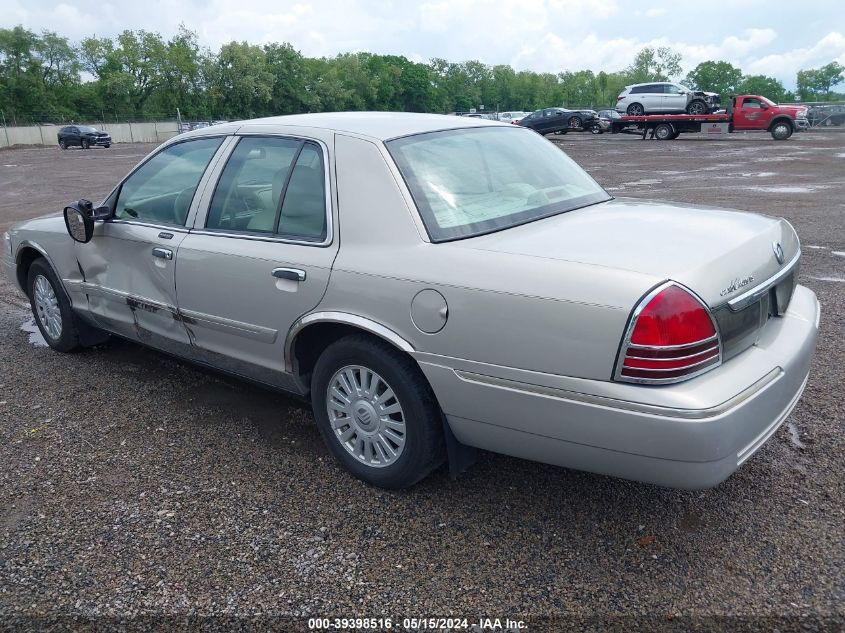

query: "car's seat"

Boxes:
[246, 167, 290, 232]
[277, 164, 326, 239]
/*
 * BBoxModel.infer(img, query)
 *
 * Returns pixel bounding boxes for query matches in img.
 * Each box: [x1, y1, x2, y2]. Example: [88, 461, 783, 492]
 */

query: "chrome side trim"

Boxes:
[455, 367, 782, 420]
[726, 250, 800, 311]
[178, 309, 278, 343]
[284, 311, 415, 373]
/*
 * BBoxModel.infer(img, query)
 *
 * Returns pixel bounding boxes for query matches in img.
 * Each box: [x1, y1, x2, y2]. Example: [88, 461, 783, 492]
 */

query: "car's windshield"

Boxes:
[78, 126, 98, 133]
[386, 126, 610, 242]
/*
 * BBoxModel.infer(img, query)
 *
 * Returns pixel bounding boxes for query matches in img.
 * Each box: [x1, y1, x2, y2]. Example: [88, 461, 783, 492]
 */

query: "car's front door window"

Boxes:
[114, 137, 223, 226]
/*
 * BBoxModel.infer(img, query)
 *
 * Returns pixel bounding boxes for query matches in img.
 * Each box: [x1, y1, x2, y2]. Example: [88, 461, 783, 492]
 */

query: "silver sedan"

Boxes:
[3, 113, 819, 489]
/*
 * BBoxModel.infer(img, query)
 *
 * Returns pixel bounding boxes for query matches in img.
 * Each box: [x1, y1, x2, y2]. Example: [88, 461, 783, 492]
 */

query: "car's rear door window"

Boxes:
[206, 137, 328, 241]
[114, 137, 223, 226]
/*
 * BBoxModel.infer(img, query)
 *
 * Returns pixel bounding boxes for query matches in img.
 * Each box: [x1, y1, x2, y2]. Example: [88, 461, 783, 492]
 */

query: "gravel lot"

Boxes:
[0, 132, 843, 632]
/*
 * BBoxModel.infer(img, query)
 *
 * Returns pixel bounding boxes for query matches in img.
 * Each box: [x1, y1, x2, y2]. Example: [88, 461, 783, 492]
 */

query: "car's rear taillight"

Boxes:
[615, 282, 721, 384]
[617, 96, 624, 101]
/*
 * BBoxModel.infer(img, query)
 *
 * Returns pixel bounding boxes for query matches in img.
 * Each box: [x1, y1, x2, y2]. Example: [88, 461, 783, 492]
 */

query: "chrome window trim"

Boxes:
[613, 280, 723, 385]
[106, 219, 190, 233]
[725, 249, 800, 311]
[196, 134, 335, 248]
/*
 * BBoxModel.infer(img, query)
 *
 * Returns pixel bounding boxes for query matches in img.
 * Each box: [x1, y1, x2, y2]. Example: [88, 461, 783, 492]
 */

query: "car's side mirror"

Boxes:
[760, 102, 769, 110]
[63, 199, 111, 244]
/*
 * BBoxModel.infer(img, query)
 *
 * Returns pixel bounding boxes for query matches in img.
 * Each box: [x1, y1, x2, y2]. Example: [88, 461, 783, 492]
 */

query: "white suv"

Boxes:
[616, 82, 719, 116]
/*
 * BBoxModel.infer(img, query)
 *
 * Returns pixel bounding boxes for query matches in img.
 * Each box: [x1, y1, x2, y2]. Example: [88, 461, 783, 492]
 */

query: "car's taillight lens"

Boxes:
[617, 96, 624, 101]
[615, 283, 721, 384]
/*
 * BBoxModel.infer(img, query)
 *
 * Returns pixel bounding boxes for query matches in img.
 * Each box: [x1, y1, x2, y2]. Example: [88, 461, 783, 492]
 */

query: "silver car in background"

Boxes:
[3, 113, 818, 490]
[616, 82, 720, 116]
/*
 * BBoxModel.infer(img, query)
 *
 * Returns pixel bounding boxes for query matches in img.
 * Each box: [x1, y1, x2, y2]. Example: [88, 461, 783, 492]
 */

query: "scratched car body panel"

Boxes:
[3, 112, 819, 490]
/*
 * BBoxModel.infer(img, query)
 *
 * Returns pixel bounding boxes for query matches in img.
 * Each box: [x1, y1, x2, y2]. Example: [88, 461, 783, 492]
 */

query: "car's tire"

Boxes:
[27, 259, 83, 353]
[626, 103, 644, 116]
[771, 120, 793, 140]
[590, 125, 602, 134]
[686, 100, 707, 115]
[311, 334, 445, 489]
[58, 139, 67, 150]
[81, 138, 90, 149]
[104, 144, 110, 148]
[568, 116, 582, 128]
[654, 123, 675, 140]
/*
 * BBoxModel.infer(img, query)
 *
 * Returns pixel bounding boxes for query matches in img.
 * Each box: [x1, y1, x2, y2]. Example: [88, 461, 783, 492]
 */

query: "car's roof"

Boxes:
[217, 111, 507, 141]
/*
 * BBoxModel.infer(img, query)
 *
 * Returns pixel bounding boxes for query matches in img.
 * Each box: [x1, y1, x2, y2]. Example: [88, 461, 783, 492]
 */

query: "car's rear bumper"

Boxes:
[417, 284, 819, 489]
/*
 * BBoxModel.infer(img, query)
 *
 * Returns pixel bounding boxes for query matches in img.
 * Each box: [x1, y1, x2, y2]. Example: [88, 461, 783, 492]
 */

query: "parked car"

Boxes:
[616, 82, 720, 116]
[57, 125, 112, 150]
[497, 111, 531, 124]
[4, 113, 818, 491]
[806, 104, 845, 127]
[518, 107, 601, 134]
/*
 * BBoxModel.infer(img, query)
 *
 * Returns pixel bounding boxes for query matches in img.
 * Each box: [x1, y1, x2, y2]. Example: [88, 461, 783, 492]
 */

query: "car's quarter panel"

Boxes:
[419, 284, 819, 488]
[320, 134, 658, 381]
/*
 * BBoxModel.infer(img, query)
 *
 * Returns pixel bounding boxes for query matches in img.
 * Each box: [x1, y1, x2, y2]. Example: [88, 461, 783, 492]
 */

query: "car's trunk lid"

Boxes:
[460, 197, 799, 309]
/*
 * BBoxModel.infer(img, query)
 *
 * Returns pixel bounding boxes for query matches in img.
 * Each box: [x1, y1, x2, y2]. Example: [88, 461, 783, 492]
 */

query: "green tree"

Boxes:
[737, 75, 791, 102]
[684, 61, 742, 101]
[625, 46, 682, 83]
[797, 62, 845, 101]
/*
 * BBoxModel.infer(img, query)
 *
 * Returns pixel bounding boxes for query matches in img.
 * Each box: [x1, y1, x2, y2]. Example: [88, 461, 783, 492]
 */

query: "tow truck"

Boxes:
[610, 95, 809, 140]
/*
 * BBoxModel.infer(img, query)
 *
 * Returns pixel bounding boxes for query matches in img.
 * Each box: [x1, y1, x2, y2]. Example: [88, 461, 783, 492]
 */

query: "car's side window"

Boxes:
[630, 86, 645, 94]
[206, 137, 301, 233]
[664, 85, 682, 94]
[207, 137, 327, 241]
[278, 143, 327, 241]
[114, 137, 223, 226]
[742, 99, 762, 109]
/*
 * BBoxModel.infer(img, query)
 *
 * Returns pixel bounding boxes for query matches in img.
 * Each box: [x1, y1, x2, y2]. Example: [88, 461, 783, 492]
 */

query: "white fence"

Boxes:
[0, 121, 180, 148]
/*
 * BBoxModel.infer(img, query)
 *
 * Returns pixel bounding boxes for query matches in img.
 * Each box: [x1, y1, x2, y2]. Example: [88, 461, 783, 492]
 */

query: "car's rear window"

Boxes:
[386, 127, 610, 242]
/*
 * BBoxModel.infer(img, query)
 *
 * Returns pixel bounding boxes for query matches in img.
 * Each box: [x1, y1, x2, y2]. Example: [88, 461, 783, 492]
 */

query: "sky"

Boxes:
[5, 0, 845, 88]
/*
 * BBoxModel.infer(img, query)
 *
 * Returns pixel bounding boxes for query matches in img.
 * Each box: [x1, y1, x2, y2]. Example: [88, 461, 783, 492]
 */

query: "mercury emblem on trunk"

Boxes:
[773, 242, 785, 265]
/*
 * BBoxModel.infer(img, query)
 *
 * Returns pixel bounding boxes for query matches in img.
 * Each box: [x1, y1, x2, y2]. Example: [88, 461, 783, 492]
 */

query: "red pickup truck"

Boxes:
[610, 95, 809, 140]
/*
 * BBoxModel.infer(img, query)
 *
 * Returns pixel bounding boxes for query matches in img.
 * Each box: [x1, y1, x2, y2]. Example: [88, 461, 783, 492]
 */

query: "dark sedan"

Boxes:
[57, 125, 112, 150]
[517, 107, 600, 135]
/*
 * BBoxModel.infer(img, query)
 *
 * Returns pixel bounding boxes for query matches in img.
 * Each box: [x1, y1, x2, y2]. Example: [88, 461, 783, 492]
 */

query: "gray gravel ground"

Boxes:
[0, 132, 843, 632]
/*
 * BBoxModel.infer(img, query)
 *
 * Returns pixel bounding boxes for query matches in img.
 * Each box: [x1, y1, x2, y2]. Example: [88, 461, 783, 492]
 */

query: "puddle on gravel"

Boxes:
[832, 251, 845, 258]
[805, 245, 828, 249]
[787, 423, 806, 449]
[808, 276, 845, 282]
[744, 186, 814, 193]
[20, 318, 47, 347]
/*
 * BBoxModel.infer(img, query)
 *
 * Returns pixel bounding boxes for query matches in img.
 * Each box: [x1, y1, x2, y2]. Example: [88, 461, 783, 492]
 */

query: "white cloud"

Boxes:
[3, 0, 844, 87]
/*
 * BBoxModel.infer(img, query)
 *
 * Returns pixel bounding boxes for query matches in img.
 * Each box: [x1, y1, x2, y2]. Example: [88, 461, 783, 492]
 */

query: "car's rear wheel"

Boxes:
[686, 100, 707, 115]
[311, 335, 445, 489]
[654, 123, 675, 140]
[81, 139, 90, 149]
[626, 103, 644, 116]
[771, 120, 793, 140]
[58, 139, 67, 150]
[590, 125, 602, 134]
[27, 259, 83, 353]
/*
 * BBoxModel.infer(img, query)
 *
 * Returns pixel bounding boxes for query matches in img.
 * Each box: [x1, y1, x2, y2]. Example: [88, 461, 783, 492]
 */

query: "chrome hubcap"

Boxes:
[33, 274, 62, 340]
[327, 365, 406, 468]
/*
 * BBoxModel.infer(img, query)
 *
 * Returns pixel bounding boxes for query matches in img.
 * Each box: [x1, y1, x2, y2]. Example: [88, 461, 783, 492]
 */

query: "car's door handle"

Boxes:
[272, 267, 306, 281]
[152, 247, 173, 260]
